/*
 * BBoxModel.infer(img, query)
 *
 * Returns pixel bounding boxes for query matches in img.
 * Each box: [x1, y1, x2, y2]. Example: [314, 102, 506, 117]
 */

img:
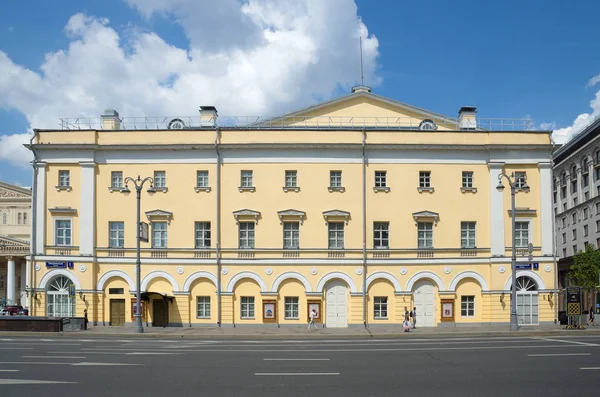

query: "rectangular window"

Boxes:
[585, 192, 589, 201]
[109, 221, 124, 248]
[574, 197, 578, 206]
[241, 297, 255, 319]
[196, 171, 209, 188]
[596, 202, 600, 214]
[285, 170, 297, 188]
[584, 173, 590, 187]
[461, 296, 475, 317]
[419, 171, 431, 188]
[375, 171, 387, 187]
[417, 222, 433, 248]
[515, 221, 530, 247]
[152, 222, 167, 248]
[562, 233, 566, 244]
[515, 172, 527, 189]
[572, 229, 577, 240]
[283, 222, 300, 249]
[573, 245, 578, 255]
[239, 222, 255, 249]
[584, 208, 589, 219]
[374, 297, 388, 319]
[284, 297, 299, 319]
[572, 213, 577, 223]
[196, 296, 211, 319]
[109, 288, 124, 295]
[241, 170, 253, 187]
[195, 222, 211, 249]
[154, 171, 166, 188]
[55, 219, 72, 246]
[462, 171, 473, 188]
[111, 171, 123, 188]
[58, 170, 70, 187]
[561, 186, 566, 199]
[596, 168, 600, 182]
[596, 219, 600, 232]
[584, 225, 589, 237]
[461, 222, 476, 249]
[330, 171, 342, 188]
[373, 222, 389, 249]
[563, 248, 567, 257]
[328, 222, 345, 249]
[562, 217, 566, 228]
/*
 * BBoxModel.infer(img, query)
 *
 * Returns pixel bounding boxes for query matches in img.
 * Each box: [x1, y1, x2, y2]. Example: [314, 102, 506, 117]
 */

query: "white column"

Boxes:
[20, 262, 27, 307]
[489, 162, 506, 256]
[7, 257, 16, 305]
[80, 162, 96, 256]
[34, 162, 47, 255]
[539, 162, 553, 256]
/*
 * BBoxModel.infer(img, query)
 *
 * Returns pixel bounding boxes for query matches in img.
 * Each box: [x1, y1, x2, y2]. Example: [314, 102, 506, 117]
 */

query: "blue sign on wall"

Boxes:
[515, 262, 539, 270]
[46, 262, 74, 269]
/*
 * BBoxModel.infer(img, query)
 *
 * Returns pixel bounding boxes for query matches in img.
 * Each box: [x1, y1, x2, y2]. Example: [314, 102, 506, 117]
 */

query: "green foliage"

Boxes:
[569, 244, 600, 291]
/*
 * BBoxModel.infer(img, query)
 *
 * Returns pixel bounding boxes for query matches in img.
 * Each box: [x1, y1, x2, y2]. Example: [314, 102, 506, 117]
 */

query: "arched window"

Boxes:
[418, 119, 437, 131]
[46, 276, 76, 317]
[18, 213, 22, 225]
[23, 213, 27, 225]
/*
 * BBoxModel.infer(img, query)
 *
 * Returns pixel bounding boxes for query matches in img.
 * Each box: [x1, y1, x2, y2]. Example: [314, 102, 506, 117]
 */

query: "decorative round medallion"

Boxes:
[400, 267, 407, 275]
[444, 267, 451, 275]
[177, 267, 184, 275]
[265, 267, 273, 275]
[79, 264, 87, 273]
[498, 266, 506, 274]
[34, 264, 40, 271]
[545, 265, 552, 273]
[355, 268, 363, 275]
[310, 268, 318, 276]
[221, 267, 228, 275]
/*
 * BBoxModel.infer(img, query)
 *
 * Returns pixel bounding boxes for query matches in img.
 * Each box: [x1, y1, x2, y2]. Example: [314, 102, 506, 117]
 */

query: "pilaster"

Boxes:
[539, 162, 554, 256]
[34, 162, 47, 254]
[79, 162, 96, 256]
[488, 162, 505, 256]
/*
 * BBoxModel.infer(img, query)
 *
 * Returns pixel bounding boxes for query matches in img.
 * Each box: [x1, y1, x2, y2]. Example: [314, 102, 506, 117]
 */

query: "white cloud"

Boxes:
[552, 89, 600, 144]
[587, 74, 600, 88]
[0, 0, 380, 168]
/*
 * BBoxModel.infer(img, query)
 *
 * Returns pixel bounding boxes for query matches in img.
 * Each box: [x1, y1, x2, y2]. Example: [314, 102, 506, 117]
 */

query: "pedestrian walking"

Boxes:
[404, 307, 409, 322]
[84, 309, 89, 330]
[308, 308, 319, 330]
[588, 306, 596, 326]
[411, 307, 417, 329]
[402, 318, 411, 332]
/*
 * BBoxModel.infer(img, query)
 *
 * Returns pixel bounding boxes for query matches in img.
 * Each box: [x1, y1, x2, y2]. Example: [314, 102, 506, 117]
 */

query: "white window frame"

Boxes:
[241, 170, 254, 188]
[373, 222, 389, 249]
[285, 170, 298, 188]
[419, 171, 431, 188]
[330, 171, 343, 188]
[461, 295, 475, 317]
[515, 171, 527, 189]
[54, 218, 73, 246]
[514, 220, 531, 248]
[154, 171, 167, 188]
[284, 297, 299, 319]
[111, 171, 123, 188]
[109, 221, 125, 248]
[461, 222, 476, 249]
[375, 171, 387, 188]
[283, 221, 299, 249]
[152, 221, 168, 248]
[417, 222, 433, 248]
[195, 222, 211, 249]
[462, 171, 474, 188]
[328, 222, 345, 249]
[374, 296, 388, 319]
[58, 170, 70, 187]
[196, 171, 209, 188]
[239, 222, 255, 249]
[196, 296, 211, 319]
[240, 296, 255, 319]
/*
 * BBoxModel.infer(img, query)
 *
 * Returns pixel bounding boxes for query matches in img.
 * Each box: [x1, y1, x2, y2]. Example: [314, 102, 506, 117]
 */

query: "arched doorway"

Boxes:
[414, 280, 436, 327]
[515, 276, 539, 325]
[325, 280, 348, 328]
[46, 275, 76, 317]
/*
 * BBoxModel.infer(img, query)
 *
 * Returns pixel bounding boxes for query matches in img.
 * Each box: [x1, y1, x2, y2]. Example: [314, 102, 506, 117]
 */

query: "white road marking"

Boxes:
[0, 370, 19, 372]
[0, 361, 141, 366]
[255, 372, 339, 376]
[528, 353, 591, 357]
[71, 362, 141, 366]
[538, 338, 599, 346]
[0, 379, 77, 385]
[263, 358, 330, 361]
[0, 339, 13, 341]
[581, 367, 600, 370]
[40, 339, 54, 342]
[0, 348, 33, 350]
[126, 352, 182, 355]
[23, 356, 86, 359]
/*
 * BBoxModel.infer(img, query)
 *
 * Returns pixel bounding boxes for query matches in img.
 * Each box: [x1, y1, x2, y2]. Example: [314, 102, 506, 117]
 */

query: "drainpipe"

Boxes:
[550, 141, 560, 323]
[362, 128, 367, 327]
[28, 131, 39, 313]
[215, 127, 222, 327]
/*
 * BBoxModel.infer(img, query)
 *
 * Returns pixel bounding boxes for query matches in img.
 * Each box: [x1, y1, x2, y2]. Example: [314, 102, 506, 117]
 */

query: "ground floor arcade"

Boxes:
[0, 235, 29, 308]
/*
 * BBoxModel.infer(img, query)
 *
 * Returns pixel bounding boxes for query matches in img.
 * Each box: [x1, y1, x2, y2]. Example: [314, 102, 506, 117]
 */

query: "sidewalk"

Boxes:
[13, 323, 597, 339]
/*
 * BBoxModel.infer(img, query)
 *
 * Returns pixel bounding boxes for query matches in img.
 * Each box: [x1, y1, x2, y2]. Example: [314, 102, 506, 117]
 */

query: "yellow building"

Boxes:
[25, 86, 557, 328]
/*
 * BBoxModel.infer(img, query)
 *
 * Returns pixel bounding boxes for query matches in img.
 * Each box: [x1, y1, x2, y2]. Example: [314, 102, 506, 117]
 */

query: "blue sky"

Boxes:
[1, 0, 599, 186]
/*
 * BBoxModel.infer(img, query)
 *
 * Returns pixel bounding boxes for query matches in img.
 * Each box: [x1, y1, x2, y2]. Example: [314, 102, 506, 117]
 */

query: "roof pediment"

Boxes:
[0, 234, 30, 255]
[0, 182, 31, 199]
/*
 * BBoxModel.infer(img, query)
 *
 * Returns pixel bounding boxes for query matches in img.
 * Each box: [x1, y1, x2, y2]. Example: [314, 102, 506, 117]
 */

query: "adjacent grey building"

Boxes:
[553, 116, 600, 314]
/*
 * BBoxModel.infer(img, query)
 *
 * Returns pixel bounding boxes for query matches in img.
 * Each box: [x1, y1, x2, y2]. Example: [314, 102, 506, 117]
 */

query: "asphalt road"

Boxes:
[0, 334, 599, 396]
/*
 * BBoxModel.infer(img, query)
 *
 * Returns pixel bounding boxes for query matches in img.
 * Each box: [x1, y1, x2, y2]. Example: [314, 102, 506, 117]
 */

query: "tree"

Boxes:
[569, 244, 600, 292]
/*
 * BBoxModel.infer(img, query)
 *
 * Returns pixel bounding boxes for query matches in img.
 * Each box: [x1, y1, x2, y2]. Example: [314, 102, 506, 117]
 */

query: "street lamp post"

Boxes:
[122, 176, 155, 334]
[496, 172, 530, 331]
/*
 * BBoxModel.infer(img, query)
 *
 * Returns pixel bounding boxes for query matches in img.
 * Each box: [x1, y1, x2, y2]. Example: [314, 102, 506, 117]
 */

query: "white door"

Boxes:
[515, 276, 539, 325]
[414, 280, 436, 327]
[326, 281, 348, 328]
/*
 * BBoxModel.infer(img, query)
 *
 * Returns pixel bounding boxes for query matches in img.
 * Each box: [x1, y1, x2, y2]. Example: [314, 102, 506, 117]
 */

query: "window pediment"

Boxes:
[412, 210, 439, 225]
[277, 209, 306, 225]
[323, 209, 350, 225]
[507, 207, 537, 217]
[145, 209, 173, 224]
[233, 209, 261, 224]
[48, 207, 77, 215]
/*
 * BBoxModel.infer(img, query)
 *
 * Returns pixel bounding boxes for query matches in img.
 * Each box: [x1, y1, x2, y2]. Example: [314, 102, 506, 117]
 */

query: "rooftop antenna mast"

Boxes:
[360, 36, 364, 86]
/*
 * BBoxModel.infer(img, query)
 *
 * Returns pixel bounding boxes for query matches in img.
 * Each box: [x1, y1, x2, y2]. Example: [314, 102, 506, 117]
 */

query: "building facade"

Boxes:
[26, 87, 556, 327]
[553, 116, 600, 313]
[0, 181, 31, 307]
